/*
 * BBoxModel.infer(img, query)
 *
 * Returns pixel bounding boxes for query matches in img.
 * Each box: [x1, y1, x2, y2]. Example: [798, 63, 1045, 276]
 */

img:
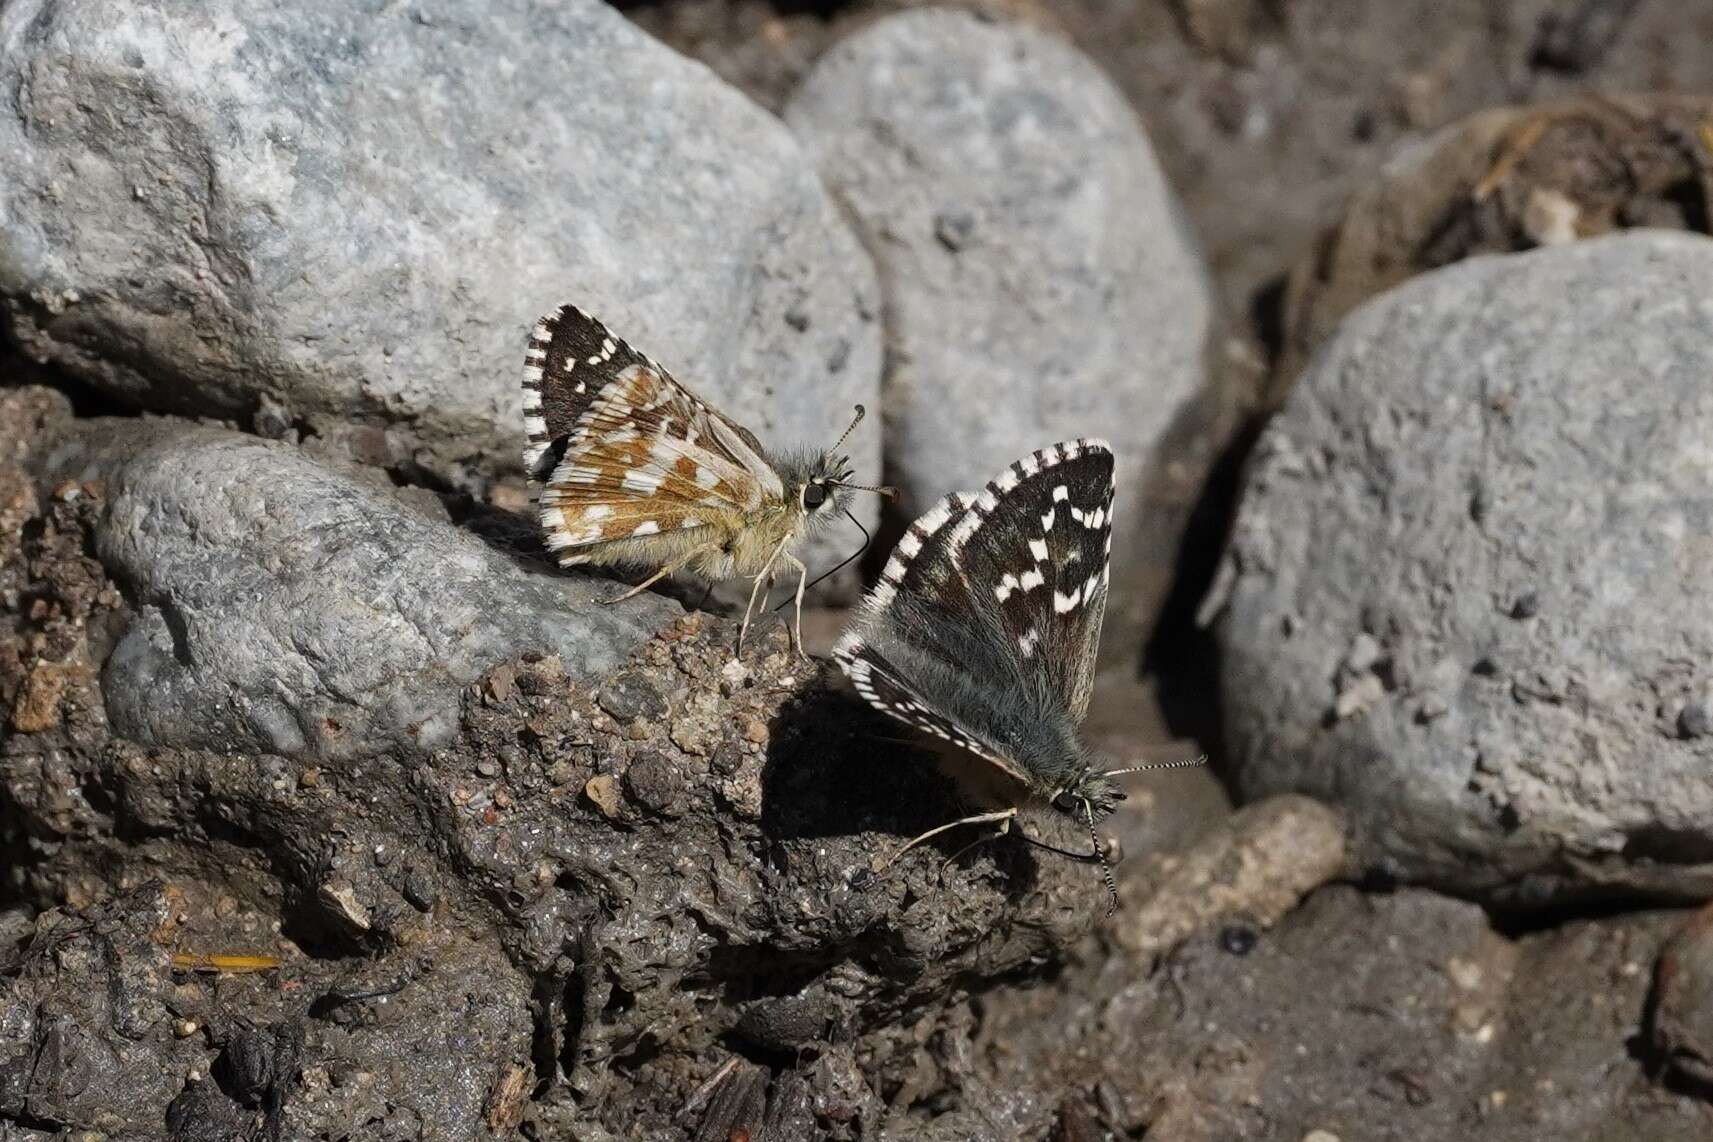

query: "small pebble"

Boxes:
[174, 1019, 199, 1038]
[584, 774, 622, 819]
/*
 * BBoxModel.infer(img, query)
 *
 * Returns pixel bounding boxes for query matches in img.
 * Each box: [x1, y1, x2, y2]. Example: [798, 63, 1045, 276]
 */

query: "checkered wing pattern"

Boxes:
[936, 440, 1114, 721]
[520, 306, 785, 564]
[836, 441, 1114, 745]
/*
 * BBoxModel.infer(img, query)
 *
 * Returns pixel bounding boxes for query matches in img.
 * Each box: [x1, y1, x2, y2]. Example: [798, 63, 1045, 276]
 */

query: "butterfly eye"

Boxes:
[803, 483, 828, 509]
[1052, 791, 1079, 814]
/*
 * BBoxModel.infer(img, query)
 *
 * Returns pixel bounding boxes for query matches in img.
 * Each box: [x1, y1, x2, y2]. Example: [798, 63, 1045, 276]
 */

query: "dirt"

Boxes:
[8, 2, 1713, 1138]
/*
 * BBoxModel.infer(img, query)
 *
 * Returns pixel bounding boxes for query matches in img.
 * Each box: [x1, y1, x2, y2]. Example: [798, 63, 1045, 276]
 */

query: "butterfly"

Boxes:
[521, 305, 890, 653]
[833, 440, 1203, 913]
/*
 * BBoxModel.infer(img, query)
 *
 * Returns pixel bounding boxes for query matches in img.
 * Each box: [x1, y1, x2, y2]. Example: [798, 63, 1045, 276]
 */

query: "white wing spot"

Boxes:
[993, 567, 1045, 602]
[621, 470, 662, 494]
[1029, 538, 1049, 562]
[630, 520, 660, 537]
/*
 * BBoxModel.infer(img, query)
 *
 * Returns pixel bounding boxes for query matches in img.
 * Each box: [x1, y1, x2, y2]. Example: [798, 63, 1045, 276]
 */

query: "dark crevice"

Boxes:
[0, 330, 144, 421]
[1485, 888, 1690, 939]
[1658, 174, 1711, 234]
[1142, 413, 1265, 780]
[1248, 272, 1289, 374]
[529, 974, 566, 1097]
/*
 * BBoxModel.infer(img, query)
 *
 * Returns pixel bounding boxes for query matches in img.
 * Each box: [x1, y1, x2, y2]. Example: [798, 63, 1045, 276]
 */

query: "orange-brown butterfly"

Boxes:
[522, 305, 889, 653]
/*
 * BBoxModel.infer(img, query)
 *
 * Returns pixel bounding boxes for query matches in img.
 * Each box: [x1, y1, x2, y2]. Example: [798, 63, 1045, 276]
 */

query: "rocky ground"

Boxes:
[4, 0, 1713, 1139]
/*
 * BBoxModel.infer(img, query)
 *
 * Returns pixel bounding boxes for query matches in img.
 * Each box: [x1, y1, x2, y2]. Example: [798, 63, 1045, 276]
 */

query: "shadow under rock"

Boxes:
[1141, 411, 1268, 798]
[759, 677, 1044, 902]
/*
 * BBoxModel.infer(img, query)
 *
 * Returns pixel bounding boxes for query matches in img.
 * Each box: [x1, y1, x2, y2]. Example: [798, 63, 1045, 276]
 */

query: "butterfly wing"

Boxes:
[520, 306, 785, 565]
[938, 440, 1115, 721]
[835, 637, 1033, 787]
[835, 440, 1114, 758]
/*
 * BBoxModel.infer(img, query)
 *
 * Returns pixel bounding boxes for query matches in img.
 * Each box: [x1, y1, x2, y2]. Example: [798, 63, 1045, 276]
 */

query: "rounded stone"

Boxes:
[1216, 232, 1713, 900]
[786, 9, 1217, 658]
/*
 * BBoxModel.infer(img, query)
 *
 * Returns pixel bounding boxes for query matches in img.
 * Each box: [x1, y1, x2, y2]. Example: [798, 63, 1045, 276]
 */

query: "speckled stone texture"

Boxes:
[1215, 231, 1713, 903]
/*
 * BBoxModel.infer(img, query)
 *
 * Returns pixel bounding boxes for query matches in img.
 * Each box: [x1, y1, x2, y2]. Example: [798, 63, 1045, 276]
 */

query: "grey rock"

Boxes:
[785, 9, 1216, 657]
[43, 420, 674, 759]
[0, 0, 881, 576]
[1215, 232, 1713, 899]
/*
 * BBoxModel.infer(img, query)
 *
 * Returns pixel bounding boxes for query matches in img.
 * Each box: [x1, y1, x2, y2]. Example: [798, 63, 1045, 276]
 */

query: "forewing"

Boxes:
[520, 306, 786, 565]
[522, 305, 654, 478]
[943, 440, 1114, 721]
[855, 441, 1113, 721]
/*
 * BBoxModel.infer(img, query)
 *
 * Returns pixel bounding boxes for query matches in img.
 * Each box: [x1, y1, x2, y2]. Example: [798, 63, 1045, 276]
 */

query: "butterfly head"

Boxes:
[1050, 766, 1125, 826]
[783, 404, 895, 524]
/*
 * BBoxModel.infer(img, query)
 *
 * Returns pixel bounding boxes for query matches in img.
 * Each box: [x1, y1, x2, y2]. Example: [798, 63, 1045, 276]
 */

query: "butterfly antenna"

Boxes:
[770, 506, 874, 613]
[1100, 754, 1208, 778]
[822, 405, 897, 496]
[833, 479, 898, 498]
[826, 404, 867, 456]
[1085, 800, 1119, 917]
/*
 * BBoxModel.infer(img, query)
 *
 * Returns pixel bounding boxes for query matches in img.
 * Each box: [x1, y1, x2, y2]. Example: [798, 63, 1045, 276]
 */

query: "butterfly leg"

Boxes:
[871, 807, 1018, 875]
[940, 814, 1012, 872]
[737, 537, 791, 654]
[598, 542, 720, 605]
[783, 551, 811, 659]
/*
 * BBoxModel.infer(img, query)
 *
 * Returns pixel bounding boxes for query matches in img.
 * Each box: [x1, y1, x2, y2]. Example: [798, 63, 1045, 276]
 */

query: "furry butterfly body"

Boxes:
[835, 440, 1199, 910]
[521, 305, 880, 650]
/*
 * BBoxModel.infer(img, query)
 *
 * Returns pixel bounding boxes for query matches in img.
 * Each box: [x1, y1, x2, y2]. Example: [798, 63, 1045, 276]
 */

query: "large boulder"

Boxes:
[38, 421, 676, 759]
[1214, 231, 1713, 903]
[785, 9, 1220, 659]
[0, 0, 881, 574]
